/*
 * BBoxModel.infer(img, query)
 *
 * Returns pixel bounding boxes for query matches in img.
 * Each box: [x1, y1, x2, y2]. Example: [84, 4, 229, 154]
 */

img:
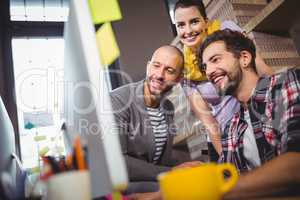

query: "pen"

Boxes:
[74, 136, 87, 170]
[66, 153, 73, 170]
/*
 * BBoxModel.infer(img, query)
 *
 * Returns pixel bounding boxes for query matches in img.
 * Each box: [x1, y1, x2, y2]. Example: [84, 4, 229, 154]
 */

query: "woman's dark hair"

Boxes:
[199, 29, 257, 72]
[174, 0, 207, 20]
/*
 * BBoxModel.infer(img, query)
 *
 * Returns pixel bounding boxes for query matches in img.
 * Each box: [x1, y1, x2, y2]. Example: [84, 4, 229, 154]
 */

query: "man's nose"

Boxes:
[154, 66, 166, 80]
[157, 67, 165, 78]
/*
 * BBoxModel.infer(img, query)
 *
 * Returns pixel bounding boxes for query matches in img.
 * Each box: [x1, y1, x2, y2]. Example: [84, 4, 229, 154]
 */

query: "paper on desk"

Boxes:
[96, 22, 120, 66]
[88, 0, 122, 24]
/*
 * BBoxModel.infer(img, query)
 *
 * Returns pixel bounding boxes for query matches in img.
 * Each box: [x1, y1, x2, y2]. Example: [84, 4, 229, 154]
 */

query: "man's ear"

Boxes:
[239, 50, 252, 69]
[146, 61, 151, 75]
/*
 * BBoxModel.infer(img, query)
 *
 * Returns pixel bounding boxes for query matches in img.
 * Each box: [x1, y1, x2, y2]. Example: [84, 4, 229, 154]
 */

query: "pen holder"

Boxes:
[46, 170, 91, 200]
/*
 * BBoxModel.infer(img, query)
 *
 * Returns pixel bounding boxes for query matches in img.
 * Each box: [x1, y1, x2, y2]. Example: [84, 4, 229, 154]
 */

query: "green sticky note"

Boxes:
[96, 22, 120, 66]
[34, 135, 47, 142]
[88, 0, 122, 24]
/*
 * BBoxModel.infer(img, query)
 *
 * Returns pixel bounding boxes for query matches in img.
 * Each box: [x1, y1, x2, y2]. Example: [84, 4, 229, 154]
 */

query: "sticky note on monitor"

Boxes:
[96, 22, 120, 66]
[88, 0, 122, 24]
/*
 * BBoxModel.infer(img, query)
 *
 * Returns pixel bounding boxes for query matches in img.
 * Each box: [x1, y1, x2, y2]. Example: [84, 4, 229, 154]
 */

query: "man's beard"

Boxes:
[146, 78, 173, 99]
[219, 80, 239, 97]
[217, 69, 242, 97]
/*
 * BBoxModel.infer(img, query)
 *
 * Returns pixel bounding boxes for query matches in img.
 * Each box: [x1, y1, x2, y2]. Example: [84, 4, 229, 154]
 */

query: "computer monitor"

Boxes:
[63, 0, 128, 198]
[0, 96, 17, 199]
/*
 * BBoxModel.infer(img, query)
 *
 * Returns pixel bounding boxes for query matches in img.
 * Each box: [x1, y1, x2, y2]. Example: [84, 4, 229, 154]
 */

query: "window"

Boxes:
[12, 37, 65, 169]
[10, 0, 69, 22]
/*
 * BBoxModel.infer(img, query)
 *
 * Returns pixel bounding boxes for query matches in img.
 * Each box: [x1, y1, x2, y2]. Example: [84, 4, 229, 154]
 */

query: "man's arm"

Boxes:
[116, 115, 171, 181]
[125, 155, 171, 181]
[110, 92, 171, 181]
[225, 70, 300, 199]
[223, 152, 300, 200]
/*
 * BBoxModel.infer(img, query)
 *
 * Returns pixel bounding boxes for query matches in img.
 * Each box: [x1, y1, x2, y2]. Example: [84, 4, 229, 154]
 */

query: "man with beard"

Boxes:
[110, 45, 200, 193]
[199, 29, 300, 199]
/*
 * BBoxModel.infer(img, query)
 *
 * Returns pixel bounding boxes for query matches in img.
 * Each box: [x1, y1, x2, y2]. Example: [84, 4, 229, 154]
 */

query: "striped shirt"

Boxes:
[147, 107, 168, 164]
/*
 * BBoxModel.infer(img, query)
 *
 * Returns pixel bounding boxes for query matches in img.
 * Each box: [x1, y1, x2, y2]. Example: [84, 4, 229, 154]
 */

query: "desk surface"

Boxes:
[248, 197, 300, 200]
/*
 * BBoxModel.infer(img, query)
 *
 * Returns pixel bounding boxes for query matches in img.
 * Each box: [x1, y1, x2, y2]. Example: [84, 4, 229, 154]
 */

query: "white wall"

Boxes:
[113, 0, 175, 82]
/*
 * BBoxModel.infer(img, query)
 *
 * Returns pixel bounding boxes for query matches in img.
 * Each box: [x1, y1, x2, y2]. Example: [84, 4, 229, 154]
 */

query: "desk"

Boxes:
[247, 197, 300, 200]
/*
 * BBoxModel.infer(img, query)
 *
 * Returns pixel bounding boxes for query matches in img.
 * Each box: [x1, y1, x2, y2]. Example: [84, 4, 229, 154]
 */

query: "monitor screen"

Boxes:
[0, 96, 17, 199]
[63, 0, 128, 198]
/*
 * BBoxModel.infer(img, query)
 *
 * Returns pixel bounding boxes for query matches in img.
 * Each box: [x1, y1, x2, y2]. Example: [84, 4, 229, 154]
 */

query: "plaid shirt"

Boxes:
[219, 68, 300, 173]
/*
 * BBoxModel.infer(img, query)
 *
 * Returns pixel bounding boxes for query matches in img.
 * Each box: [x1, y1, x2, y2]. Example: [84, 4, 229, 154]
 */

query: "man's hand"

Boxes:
[223, 152, 300, 199]
[127, 191, 162, 200]
[172, 161, 203, 170]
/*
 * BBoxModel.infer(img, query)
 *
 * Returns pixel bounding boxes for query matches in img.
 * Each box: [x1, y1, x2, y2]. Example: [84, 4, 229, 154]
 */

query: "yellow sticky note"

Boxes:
[88, 0, 122, 24]
[96, 22, 120, 66]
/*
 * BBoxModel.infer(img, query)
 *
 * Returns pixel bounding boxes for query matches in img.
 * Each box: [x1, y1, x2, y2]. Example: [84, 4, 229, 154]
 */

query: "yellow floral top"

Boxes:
[183, 20, 221, 81]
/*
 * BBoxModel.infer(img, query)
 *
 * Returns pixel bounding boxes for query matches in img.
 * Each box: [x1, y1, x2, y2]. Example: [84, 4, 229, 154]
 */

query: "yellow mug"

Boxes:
[158, 163, 238, 200]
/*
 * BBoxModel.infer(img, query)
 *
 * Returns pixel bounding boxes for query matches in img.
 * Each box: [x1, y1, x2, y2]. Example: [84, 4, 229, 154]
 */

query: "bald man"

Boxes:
[110, 45, 184, 192]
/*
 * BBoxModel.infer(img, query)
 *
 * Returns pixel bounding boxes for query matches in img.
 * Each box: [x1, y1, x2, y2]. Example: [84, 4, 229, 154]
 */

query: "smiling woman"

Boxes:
[172, 0, 242, 161]
[174, 5, 207, 51]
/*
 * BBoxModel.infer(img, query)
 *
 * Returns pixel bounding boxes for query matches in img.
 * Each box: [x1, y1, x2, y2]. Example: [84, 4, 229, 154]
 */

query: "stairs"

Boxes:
[206, 0, 267, 27]
[206, 0, 300, 72]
